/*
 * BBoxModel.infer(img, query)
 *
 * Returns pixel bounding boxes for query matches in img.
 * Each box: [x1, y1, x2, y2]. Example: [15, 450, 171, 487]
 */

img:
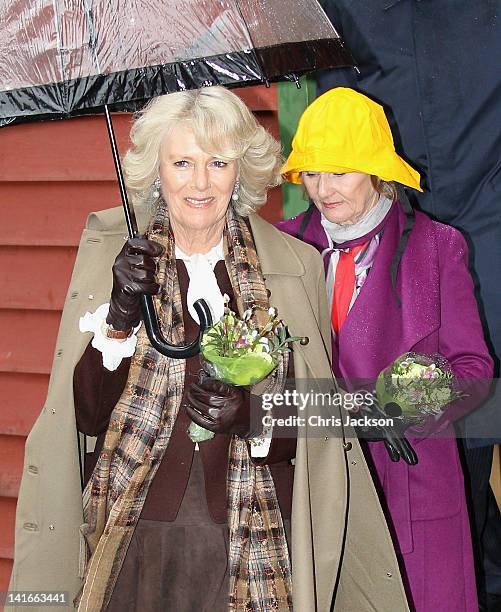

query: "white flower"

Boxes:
[429, 388, 452, 406]
[392, 373, 414, 387]
[257, 351, 274, 363]
[243, 308, 253, 321]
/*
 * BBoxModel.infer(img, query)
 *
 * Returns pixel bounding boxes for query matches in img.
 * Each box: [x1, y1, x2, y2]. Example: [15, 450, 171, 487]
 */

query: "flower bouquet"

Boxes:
[188, 296, 301, 442]
[375, 352, 465, 426]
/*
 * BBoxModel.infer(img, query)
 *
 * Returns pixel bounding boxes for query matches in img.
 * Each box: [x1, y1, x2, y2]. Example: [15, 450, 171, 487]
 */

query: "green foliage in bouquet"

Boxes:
[200, 297, 301, 387]
[375, 352, 464, 423]
[188, 297, 301, 443]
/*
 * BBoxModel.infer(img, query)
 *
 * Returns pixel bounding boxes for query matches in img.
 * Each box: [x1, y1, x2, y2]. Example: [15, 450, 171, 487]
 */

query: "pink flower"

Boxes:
[409, 389, 424, 402]
[423, 365, 438, 379]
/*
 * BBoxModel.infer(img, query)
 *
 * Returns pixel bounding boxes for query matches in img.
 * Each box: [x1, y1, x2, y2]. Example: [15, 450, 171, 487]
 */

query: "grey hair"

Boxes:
[370, 176, 397, 201]
[123, 87, 282, 216]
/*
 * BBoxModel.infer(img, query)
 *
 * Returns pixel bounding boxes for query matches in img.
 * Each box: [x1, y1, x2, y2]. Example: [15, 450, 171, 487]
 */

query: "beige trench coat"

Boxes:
[9, 205, 409, 611]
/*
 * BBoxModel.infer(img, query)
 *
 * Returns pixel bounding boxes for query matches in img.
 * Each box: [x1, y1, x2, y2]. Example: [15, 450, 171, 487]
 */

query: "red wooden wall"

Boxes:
[0, 85, 281, 593]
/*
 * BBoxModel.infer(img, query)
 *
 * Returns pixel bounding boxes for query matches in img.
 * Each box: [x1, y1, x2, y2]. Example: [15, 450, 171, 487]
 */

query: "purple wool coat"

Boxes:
[277, 202, 493, 611]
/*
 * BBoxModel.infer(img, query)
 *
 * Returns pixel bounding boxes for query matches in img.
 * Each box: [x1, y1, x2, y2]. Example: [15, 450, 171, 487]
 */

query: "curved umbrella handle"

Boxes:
[140, 295, 213, 359]
[102, 106, 213, 358]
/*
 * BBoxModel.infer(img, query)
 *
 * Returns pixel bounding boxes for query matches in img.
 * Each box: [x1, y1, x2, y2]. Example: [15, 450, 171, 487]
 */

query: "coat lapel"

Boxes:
[338, 204, 440, 380]
[249, 215, 331, 380]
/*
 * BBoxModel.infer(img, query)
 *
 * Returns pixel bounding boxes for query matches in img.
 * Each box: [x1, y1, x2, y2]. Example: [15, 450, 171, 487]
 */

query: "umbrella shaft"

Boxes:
[103, 105, 138, 238]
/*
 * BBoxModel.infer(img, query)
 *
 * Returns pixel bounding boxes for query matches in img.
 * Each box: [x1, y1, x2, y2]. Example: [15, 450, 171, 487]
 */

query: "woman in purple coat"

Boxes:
[278, 88, 493, 611]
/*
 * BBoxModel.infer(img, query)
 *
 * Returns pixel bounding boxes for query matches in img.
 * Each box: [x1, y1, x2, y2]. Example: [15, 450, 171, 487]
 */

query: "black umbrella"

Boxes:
[0, 0, 353, 357]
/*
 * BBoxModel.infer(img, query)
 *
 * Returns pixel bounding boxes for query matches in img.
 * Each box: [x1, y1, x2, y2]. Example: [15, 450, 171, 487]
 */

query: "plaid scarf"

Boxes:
[76, 201, 291, 611]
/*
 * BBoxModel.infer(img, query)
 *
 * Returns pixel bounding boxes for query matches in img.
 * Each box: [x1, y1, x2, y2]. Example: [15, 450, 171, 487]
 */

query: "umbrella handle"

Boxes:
[140, 295, 213, 358]
[102, 105, 213, 358]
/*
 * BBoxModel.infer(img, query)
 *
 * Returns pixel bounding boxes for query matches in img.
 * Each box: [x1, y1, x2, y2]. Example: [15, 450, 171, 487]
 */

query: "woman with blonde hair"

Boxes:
[10, 86, 410, 611]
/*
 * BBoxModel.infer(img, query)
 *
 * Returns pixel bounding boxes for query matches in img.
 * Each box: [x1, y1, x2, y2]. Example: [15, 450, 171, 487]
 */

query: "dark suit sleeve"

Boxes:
[73, 342, 131, 436]
[316, 1, 359, 95]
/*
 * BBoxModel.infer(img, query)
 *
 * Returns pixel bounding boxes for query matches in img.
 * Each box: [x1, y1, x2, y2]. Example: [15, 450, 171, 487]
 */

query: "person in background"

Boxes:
[317, 4, 501, 607]
[278, 87, 494, 611]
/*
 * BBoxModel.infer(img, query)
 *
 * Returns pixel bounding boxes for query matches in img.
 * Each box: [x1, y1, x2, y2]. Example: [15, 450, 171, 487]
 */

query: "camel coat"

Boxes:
[9, 204, 409, 611]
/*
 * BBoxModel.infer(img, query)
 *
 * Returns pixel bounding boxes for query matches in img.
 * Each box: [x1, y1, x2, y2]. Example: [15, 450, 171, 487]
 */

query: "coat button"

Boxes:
[300, 337, 309, 345]
[343, 441, 352, 451]
[23, 522, 39, 531]
[386, 572, 393, 578]
[49, 524, 55, 531]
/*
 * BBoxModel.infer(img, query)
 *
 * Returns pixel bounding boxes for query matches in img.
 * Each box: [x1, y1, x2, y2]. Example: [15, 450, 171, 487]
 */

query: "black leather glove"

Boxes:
[357, 401, 418, 466]
[381, 428, 418, 466]
[106, 237, 164, 331]
[186, 378, 259, 439]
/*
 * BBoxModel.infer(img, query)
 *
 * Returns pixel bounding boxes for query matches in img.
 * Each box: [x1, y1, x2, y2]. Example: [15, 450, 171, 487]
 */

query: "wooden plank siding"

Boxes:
[0, 84, 281, 593]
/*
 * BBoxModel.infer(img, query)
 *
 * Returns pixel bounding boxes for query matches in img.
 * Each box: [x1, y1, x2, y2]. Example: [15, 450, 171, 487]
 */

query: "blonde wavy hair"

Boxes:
[123, 87, 282, 216]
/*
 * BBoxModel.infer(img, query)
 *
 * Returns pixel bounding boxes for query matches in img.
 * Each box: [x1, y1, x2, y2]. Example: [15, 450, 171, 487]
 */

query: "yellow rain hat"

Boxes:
[281, 87, 422, 191]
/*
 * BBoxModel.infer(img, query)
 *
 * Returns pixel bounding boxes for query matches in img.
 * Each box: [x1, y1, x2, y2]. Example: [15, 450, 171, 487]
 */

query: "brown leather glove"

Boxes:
[186, 378, 259, 439]
[106, 237, 164, 331]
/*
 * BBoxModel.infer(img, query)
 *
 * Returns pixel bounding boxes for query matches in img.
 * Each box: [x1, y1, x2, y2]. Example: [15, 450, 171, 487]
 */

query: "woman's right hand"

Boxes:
[106, 237, 165, 332]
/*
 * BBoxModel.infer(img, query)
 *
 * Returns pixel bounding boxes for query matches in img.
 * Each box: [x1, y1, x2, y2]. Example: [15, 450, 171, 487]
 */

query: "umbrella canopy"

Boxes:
[0, 0, 354, 358]
[0, 0, 352, 125]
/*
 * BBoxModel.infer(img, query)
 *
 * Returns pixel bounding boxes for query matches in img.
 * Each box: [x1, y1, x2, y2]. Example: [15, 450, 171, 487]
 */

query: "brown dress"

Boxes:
[73, 260, 295, 611]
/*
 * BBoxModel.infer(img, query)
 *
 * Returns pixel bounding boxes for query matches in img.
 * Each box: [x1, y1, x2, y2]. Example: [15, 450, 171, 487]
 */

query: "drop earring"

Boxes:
[152, 177, 161, 199]
[231, 180, 240, 202]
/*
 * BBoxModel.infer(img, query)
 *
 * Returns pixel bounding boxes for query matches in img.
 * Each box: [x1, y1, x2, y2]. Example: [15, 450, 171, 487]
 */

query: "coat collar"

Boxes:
[249, 214, 332, 380]
[338, 203, 440, 379]
[92, 206, 307, 279]
[249, 214, 306, 277]
[95, 209, 329, 379]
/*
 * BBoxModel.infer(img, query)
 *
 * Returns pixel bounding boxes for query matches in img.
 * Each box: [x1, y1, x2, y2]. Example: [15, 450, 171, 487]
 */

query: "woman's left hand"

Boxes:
[186, 379, 257, 438]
